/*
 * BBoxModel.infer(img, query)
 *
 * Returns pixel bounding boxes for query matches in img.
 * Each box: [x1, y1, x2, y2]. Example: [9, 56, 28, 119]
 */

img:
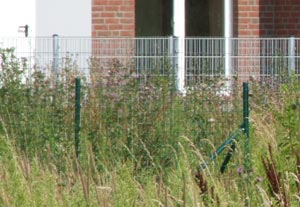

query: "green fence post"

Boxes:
[75, 77, 81, 159]
[243, 82, 250, 173]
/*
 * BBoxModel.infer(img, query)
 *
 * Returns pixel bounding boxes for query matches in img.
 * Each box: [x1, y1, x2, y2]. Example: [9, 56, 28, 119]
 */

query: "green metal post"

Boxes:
[75, 78, 81, 159]
[199, 128, 243, 171]
[243, 82, 250, 172]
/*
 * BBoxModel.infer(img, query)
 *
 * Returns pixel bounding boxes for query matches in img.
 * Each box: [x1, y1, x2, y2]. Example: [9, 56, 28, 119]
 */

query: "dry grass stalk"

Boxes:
[194, 169, 220, 207]
[77, 160, 90, 202]
[195, 169, 208, 195]
[262, 145, 290, 207]
[296, 154, 300, 195]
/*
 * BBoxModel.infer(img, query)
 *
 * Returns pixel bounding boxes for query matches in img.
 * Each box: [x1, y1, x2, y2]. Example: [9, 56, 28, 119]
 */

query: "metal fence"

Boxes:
[0, 36, 294, 164]
[0, 36, 299, 87]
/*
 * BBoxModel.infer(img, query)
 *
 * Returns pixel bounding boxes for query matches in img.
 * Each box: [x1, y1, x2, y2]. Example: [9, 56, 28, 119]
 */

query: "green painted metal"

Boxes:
[199, 128, 243, 171]
[243, 82, 250, 172]
[220, 142, 236, 173]
[75, 77, 81, 158]
[199, 82, 251, 173]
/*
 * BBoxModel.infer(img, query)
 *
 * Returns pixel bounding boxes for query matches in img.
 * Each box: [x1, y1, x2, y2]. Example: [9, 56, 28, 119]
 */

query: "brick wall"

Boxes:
[259, 0, 275, 36]
[91, 0, 300, 38]
[273, 0, 300, 36]
[91, 0, 300, 84]
[91, 0, 136, 86]
[234, 0, 260, 37]
[259, 0, 300, 37]
[235, 0, 300, 37]
[233, 0, 261, 83]
[233, 0, 300, 83]
[92, 0, 135, 37]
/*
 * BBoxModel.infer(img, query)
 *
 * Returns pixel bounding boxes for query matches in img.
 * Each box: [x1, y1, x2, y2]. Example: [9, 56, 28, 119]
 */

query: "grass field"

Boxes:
[0, 48, 300, 206]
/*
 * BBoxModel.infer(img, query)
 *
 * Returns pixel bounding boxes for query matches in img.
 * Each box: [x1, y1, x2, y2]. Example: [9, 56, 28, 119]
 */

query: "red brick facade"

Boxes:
[235, 0, 300, 37]
[92, 0, 135, 37]
[231, 0, 300, 82]
[272, 0, 300, 36]
[91, 0, 300, 84]
[234, 0, 260, 37]
[92, 0, 300, 38]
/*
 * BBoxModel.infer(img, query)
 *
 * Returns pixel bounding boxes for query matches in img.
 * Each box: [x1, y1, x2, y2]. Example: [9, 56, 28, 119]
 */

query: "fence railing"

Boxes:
[0, 36, 299, 88]
[0, 37, 292, 168]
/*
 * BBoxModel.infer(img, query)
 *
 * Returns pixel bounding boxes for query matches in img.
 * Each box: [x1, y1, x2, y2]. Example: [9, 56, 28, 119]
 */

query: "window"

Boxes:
[186, 0, 223, 36]
[136, 0, 173, 36]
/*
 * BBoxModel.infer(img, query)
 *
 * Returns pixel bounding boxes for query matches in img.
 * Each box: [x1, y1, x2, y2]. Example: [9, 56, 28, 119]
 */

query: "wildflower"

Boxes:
[237, 166, 244, 174]
[256, 176, 263, 183]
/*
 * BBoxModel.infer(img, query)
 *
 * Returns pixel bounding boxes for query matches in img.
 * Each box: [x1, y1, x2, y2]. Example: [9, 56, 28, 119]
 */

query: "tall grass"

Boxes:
[0, 48, 300, 206]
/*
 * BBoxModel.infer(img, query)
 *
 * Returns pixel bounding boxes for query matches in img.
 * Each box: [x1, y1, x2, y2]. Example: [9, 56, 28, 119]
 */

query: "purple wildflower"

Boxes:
[237, 166, 244, 174]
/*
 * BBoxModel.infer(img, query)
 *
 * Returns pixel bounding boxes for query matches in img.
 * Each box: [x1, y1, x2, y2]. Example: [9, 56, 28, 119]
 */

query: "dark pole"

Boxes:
[75, 77, 81, 159]
[243, 82, 250, 173]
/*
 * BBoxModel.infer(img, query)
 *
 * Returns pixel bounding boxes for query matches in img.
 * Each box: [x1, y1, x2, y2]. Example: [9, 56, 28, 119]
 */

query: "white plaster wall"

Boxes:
[0, 0, 92, 78]
[0, 0, 91, 37]
[35, 0, 92, 77]
[0, 0, 36, 37]
[36, 0, 91, 36]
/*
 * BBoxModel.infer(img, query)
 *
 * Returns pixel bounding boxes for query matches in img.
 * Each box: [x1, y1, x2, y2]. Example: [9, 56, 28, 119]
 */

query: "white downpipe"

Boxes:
[173, 0, 186, 93]
[288, 36, 295, 75]
[224, 0, 233, 93]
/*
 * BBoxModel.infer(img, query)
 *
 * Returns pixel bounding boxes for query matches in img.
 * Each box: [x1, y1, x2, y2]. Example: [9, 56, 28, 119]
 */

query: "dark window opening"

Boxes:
[136, 0, 223, 37]
[135, 0, 173, 36]
[186, 0, 223, 36]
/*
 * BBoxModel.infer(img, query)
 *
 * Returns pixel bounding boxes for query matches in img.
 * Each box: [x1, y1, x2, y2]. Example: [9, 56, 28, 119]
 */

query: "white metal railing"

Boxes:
[0, 37, 299, 88]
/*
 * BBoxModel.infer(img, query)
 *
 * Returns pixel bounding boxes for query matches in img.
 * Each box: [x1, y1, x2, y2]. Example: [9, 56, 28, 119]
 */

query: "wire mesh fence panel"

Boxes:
[185, 38, 225, 85]
[1, 36, 300, 86]
[79, 75, 243, 168]
[0, 36, 299, 165]
[232, 38, 300, 86]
